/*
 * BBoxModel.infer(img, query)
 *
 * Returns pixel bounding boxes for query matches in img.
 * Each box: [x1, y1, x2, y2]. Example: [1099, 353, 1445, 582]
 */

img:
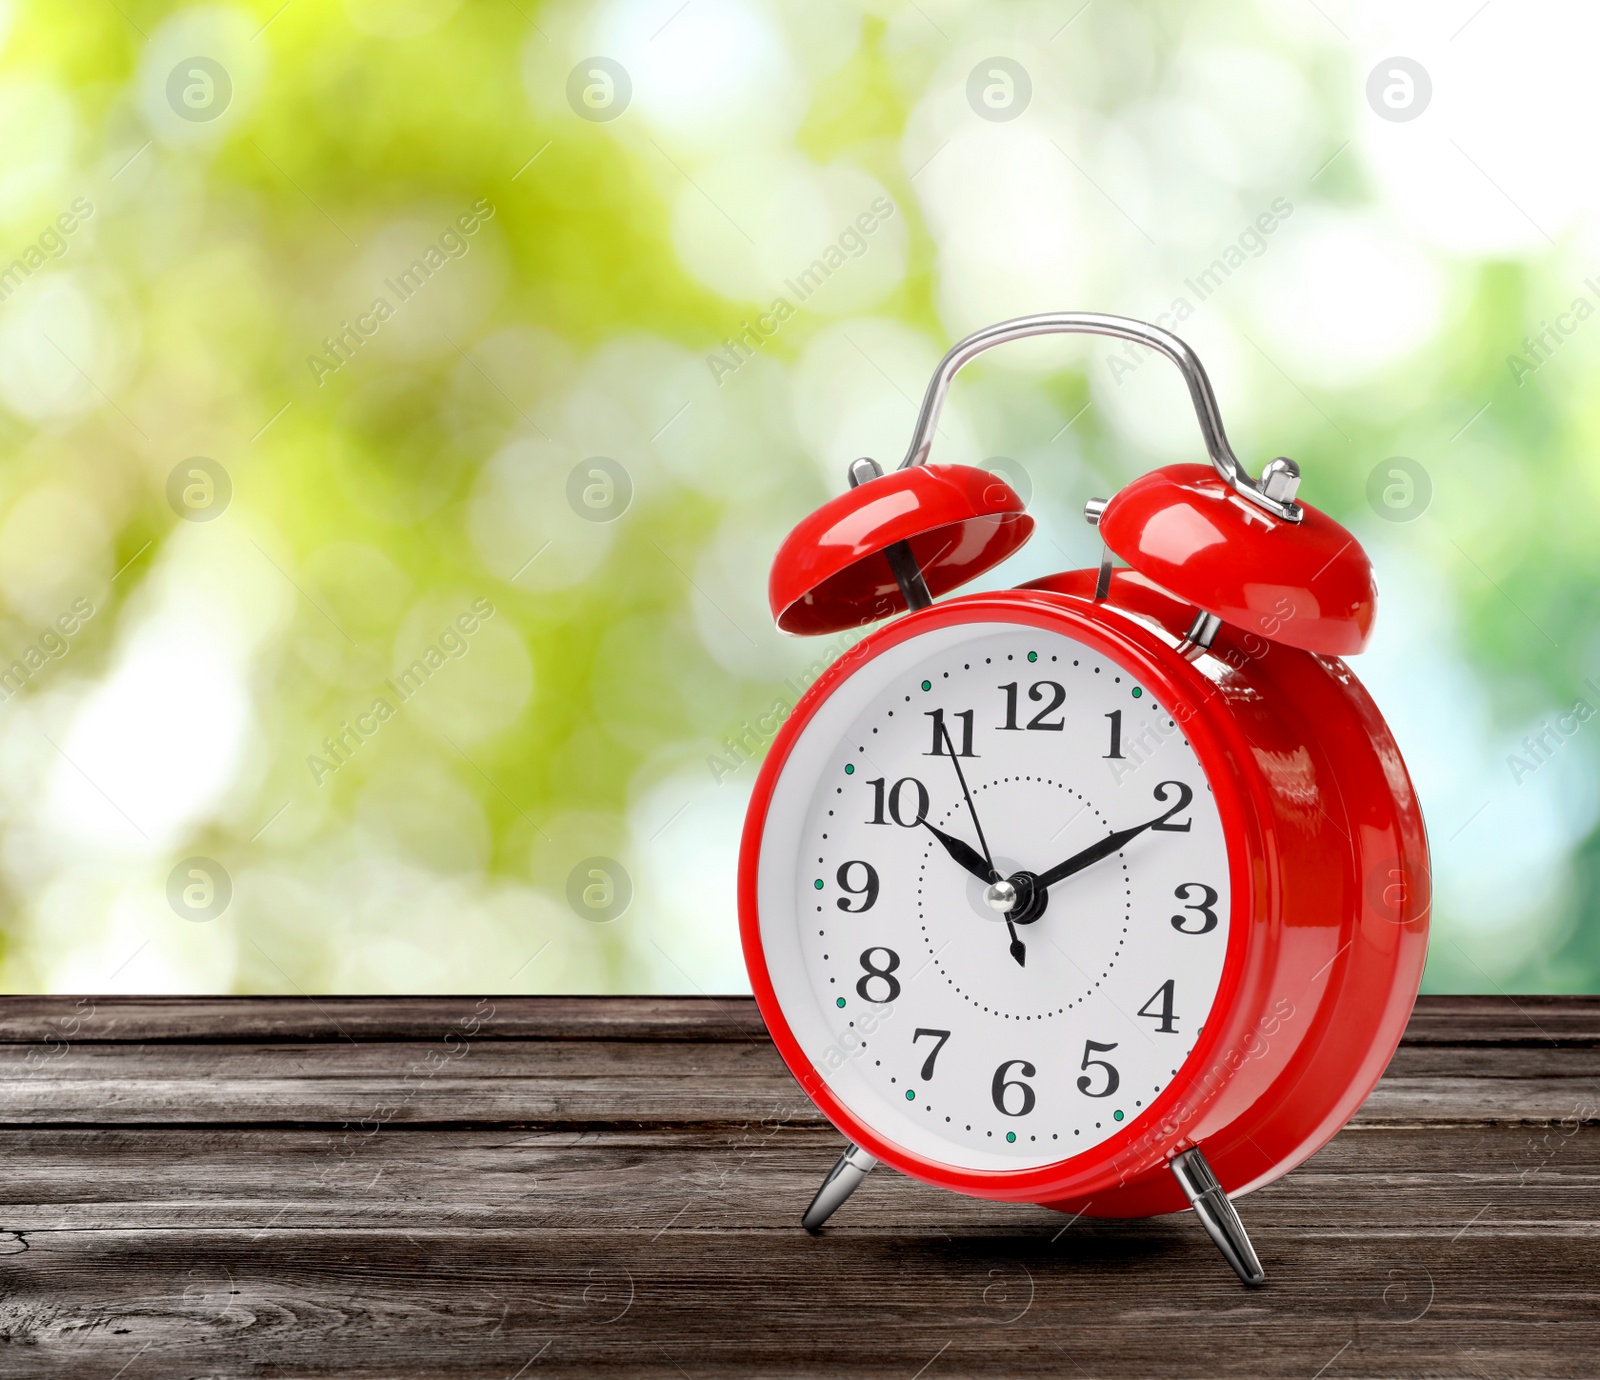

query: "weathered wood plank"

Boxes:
[0, 995, 768, 1044]
[1, 1222, 1597, 1378]
[1395, 995, 1600, 1047]
[1, 1035, 1596, 1128]
[0, 1124, 1591, 1233]
[0, 1039, 811, 1127]
[0, 994, 1594, 1047]
[0, 995, 1593, 1378]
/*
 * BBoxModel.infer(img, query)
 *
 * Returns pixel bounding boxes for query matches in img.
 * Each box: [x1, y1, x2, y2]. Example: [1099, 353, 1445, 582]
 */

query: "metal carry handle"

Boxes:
[896, 312, 1302, 523]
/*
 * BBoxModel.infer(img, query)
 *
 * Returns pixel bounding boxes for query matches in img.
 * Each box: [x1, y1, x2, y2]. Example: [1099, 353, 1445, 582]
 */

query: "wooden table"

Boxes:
[0, 995, 1593, 1378]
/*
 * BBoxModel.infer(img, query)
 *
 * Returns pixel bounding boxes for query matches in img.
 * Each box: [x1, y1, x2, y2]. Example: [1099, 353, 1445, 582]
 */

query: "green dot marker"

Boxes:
[814, 879, 824, 890]
[1006, 1131, 1016, 1143]
[905, 1089, 915, 1101]
[1027, 651, 1037, 663]
[1132, 687, 1143, 698]
[1113, 1109, 1124, 1121]
[844, 763, 854, 775]
[836, 997, 845, 1008]
[921, 680, 931, 691]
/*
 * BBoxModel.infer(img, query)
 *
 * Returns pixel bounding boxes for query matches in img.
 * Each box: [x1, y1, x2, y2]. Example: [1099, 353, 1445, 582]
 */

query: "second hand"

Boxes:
[938, 720, 1026, 968]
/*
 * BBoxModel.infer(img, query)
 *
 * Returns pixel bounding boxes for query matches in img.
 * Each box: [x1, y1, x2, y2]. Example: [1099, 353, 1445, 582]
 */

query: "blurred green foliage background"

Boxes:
[0, 0, 1595, 994]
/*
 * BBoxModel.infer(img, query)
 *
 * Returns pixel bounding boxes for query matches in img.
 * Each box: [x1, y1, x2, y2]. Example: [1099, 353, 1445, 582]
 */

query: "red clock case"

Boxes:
[738, 570, 1429, 1216]
[743, 312, 1430, 1240]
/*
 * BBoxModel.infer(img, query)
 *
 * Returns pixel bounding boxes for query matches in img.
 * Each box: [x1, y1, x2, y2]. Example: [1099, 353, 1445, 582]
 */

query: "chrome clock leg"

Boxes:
[1169, 1146, 1265, 1287]
[802, 1143, 878, 1233]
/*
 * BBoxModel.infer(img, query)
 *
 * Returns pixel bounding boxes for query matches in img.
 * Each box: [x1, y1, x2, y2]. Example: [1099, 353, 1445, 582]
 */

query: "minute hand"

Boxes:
[1032, 816, 1165, 891]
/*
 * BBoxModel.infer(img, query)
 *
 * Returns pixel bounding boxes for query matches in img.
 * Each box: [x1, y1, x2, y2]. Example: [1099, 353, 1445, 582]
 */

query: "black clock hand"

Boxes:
[919, 819, 995, 884]
[1031, 815, 1162, 891]
[934, 718, 1026, 969]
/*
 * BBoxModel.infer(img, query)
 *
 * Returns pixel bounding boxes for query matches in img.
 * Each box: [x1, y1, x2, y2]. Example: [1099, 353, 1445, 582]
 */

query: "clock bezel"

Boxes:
[739, 591, 1280, 1204]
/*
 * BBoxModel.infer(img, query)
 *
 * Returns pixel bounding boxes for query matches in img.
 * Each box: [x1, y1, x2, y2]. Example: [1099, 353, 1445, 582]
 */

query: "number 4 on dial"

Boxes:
[1137, 979, 1179, 1034]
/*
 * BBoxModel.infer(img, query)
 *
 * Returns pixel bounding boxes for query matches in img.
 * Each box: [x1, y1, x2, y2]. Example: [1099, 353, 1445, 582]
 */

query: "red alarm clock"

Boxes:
[737, 313, 1429, 1285]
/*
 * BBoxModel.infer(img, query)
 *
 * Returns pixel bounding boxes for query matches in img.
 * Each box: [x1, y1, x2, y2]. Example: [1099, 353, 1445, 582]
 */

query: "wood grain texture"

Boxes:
[0, 995, 1594, 1379]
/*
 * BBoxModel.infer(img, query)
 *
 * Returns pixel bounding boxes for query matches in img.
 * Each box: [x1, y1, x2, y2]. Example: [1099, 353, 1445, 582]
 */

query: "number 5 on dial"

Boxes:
[1077, 1041, 1120, 1098]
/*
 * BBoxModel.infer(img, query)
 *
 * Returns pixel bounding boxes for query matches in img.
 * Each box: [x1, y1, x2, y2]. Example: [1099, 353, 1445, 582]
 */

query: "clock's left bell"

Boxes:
[767, 460, 1033, 636]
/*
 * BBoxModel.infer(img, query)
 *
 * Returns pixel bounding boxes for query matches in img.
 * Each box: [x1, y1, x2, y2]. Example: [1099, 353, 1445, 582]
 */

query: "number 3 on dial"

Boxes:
[1172, 882, 1220, 934]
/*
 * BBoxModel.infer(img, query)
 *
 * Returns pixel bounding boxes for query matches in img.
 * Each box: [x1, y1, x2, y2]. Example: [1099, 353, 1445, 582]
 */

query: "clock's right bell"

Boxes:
[1096, 463, 1377, 656]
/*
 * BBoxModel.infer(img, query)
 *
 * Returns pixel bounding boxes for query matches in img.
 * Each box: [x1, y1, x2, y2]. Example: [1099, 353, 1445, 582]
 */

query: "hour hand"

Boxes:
[919, 819, 996, 884]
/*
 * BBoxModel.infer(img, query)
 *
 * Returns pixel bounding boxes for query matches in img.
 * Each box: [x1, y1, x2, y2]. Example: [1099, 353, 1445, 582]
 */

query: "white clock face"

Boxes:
[755, 618, 1232, 1173]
